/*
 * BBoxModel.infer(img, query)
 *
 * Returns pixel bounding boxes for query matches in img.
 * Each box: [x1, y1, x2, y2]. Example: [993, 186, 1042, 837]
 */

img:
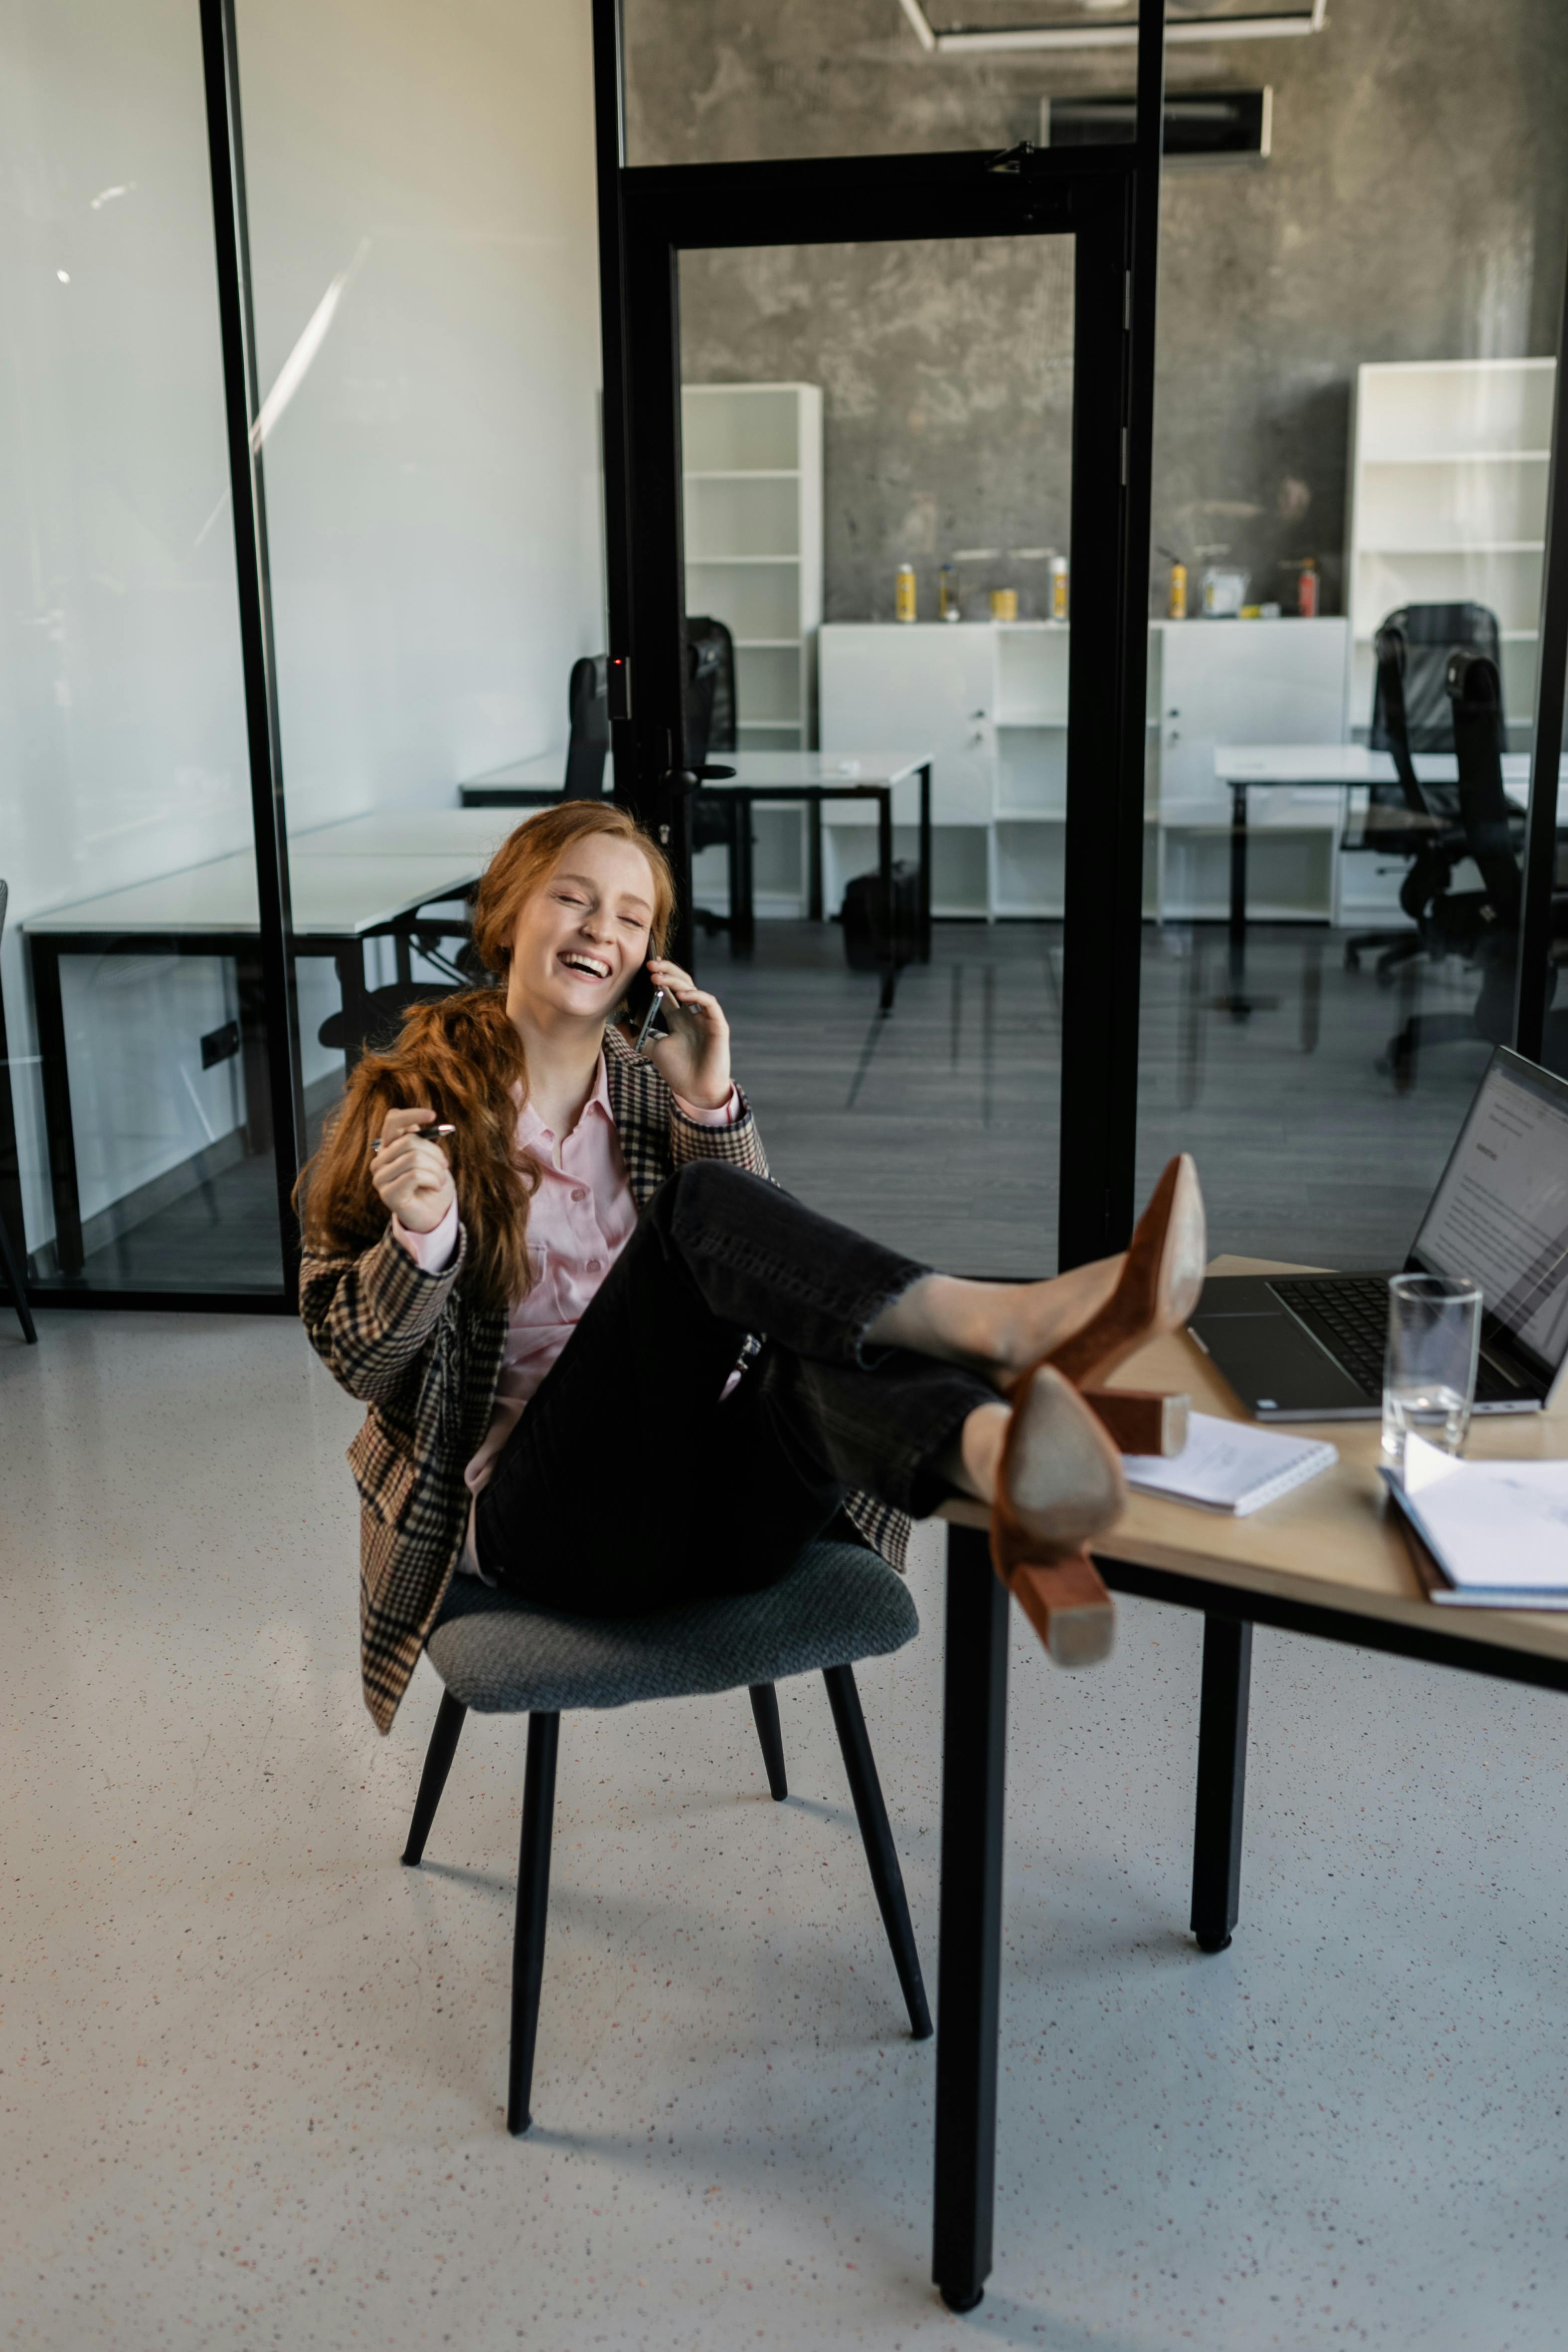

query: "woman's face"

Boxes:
[508, 832, 658, 1023]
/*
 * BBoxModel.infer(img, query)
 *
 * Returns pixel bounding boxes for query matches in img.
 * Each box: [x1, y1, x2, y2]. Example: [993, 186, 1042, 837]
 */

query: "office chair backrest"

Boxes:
[563, 655, 610, 800]
[1370, 602, 1504, 755]
[685, 616, 737, 755]
[1447, 651, 1520, 931]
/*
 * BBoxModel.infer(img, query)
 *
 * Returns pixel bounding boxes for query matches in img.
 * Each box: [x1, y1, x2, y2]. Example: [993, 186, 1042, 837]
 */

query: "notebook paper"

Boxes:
[1385, 1433, 1568, 1598]
[1122, 1412, 1338, 1516]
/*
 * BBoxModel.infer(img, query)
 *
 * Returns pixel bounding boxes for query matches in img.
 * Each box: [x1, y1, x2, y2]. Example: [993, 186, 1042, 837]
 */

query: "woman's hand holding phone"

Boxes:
[640, 957, 731, 1109]
[370, 1107, 456, 1234]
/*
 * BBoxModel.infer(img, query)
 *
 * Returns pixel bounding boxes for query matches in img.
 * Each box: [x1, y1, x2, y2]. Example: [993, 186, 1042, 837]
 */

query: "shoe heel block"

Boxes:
[1083, 1387, 1189, 1457]
[1003, 1556, 1116, 1669]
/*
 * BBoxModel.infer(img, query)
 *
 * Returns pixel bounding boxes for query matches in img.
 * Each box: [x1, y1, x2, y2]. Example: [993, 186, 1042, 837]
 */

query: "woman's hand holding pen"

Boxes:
[641, 957, 731, 1110]
[370, 1107, 456, 1233]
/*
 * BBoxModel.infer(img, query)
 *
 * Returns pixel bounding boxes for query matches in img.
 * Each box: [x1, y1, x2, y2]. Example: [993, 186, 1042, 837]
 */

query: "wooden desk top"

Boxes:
[939, 1258, 1568, 1669]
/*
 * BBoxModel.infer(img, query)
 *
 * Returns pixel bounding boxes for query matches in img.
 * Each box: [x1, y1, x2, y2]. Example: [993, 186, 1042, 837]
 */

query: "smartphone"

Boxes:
[625, 964, 671, 1054]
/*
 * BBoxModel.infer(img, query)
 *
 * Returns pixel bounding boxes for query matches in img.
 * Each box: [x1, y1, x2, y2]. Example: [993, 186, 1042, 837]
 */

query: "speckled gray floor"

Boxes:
[4, 1311, 1567, 2351]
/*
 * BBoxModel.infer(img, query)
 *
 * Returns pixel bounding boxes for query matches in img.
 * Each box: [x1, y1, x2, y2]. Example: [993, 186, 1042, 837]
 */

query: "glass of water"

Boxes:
[1382, 1272, 1482, 1466]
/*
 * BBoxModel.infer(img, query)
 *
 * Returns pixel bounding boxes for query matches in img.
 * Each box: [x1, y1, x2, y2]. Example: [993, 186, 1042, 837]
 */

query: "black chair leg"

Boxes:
[0, 1208, 36, 1344]
[822, 1664, 933, 2040]
[748, 1683, 788, 1800]
[509, 1710, 560, 2137]
[401, 1688, 468, 1866]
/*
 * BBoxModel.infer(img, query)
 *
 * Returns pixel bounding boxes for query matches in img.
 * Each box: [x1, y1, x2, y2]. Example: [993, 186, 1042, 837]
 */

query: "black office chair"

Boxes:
[1344, 603, 1505, 979]
[1385, 652, 1568, 1075]
[0, 881, 39, 1343]
[316, 933, 490, 1062]
[563, 655, 611, 801]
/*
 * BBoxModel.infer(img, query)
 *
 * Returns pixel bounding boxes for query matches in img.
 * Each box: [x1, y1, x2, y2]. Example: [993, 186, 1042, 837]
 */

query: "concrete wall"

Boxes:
[627, 0, 1568, 622]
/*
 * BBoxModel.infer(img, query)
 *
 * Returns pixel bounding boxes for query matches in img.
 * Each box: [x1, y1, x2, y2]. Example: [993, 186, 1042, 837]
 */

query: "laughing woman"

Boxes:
[297, 801, 1204, 1733]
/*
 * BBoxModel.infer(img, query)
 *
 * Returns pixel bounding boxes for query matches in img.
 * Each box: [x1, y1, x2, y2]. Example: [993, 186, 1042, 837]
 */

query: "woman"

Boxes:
[299, 801, 1203, 1733]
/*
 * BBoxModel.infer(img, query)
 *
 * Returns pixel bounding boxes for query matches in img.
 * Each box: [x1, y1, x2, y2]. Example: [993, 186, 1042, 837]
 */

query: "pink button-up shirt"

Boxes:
[394, 1053, 737, 1572]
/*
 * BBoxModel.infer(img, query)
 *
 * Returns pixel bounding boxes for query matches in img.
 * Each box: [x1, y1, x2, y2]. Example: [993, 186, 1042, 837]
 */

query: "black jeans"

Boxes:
[474, 1160, 996, 1616]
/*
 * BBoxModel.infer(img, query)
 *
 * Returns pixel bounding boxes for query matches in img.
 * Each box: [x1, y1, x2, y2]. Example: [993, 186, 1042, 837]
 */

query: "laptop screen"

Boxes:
[1413, 1048, 1568, 1378]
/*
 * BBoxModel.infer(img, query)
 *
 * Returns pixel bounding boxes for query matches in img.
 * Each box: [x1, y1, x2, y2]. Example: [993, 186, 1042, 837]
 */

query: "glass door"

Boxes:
[606, 131, 1160, 1275]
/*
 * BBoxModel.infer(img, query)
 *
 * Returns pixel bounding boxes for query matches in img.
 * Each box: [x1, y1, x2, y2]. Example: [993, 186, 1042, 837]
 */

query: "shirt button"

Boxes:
[586, 1258, 602, 1274]
[571, 1187, 588, 1203]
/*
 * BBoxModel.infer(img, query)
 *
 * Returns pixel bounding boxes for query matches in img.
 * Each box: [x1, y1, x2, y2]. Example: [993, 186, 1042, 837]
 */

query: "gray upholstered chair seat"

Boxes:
[406, 1535, 930, 2134]
[427, 1538, 919, 1714]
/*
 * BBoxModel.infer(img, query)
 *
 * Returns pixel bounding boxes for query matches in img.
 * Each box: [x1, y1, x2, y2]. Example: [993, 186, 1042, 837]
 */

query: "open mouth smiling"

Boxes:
[558, 950, 612, 980]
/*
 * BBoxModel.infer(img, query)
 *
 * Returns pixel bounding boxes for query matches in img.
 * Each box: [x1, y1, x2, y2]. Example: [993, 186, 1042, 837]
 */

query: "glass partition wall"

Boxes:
[1, 0, 606, 1309]
[1, 0, 284, 1298]
[1132, 9, 1568, 1268]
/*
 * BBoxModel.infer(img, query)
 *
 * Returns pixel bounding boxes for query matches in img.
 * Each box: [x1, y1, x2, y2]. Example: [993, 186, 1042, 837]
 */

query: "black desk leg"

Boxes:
[233, 947, 274, 1159]
[731, 792, 757, 957]
[1191, 1614, 1252, 1954]
[30, 938, 84, 1277]
[333, 941, 372, 1075]
[918, 763, 933, 960]
[1226, 782, 1250, 1019]
[877, 787, 897, 1014]
[933, 1524, 1009, 2314]
[808, 799, 824, 924]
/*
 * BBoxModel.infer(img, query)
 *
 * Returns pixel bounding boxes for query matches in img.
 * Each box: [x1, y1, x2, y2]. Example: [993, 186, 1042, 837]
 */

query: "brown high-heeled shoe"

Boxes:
[1050, 1154, 1207, 1459]
[989, 1366, 1126, 1668]
[989, 1156, 1207, 1667]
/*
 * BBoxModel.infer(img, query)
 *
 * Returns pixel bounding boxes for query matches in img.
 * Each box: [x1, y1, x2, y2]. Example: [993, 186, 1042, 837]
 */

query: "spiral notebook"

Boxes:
[1122, 1412, 1339, 1516]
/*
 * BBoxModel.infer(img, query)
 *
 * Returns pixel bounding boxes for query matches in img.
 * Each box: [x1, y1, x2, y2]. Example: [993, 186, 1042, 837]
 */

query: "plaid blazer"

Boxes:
[301, 1024, 911, 1733]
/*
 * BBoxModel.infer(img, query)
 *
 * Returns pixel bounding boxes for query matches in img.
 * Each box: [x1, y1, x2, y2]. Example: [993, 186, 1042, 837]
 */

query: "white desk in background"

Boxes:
[24, 839, 490, 1278]
[460, 749, 934, 1008]
[1209, 744, 1565, 1011]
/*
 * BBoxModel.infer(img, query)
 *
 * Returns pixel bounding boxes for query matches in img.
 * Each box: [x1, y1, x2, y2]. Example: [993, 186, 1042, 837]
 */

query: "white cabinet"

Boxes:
[1157, 620, 1347, 824]
[820, 616, 1351, 922]
[820, 624, 994, 821]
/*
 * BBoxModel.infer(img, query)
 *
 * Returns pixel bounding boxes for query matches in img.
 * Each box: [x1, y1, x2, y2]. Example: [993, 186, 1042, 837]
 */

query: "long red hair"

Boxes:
[295, 802, 676, 1310]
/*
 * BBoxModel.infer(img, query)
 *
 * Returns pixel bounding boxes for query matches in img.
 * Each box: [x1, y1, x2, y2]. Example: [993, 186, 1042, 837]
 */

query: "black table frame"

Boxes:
[27, 915, 433, 1279]
[931, 1517, 1568, 2314]
[460, 766, 934, 1014]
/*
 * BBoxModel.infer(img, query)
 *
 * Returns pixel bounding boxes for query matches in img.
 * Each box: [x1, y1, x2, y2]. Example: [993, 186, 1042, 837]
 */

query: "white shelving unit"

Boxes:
[819, 618, 1349, 922]
[1347, 358, 1555, 740]
[682, 383, 823, 754]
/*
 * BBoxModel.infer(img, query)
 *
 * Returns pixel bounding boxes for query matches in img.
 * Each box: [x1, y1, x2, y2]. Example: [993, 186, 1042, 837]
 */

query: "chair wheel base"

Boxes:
[1196, 1930, 1233, 1954]
[940, 2285, 985, 2314]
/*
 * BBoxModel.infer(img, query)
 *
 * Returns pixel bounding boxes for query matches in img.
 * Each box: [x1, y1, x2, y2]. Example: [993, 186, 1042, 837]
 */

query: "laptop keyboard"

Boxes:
[1268, 1275, 1522, 1404]
[1270, 1276, 1390, 1396]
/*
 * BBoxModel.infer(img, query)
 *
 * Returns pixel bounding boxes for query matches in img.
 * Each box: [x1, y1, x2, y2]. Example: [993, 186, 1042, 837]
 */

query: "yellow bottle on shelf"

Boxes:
[895, 562, 917, 623]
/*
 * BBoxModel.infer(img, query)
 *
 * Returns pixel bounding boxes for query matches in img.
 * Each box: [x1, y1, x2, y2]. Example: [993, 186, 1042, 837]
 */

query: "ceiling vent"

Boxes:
[899, 0, 1325, 54]
[1041, 85, 1273, 163]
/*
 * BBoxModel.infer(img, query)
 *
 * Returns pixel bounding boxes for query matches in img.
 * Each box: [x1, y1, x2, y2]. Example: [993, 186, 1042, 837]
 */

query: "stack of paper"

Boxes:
[1385, 1434, 1568, 1607]
[1123, 1413, 1338, 1516]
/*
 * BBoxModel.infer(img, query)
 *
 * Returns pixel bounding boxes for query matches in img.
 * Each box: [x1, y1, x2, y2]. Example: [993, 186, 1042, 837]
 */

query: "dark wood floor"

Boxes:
[46, 920, 1495, 1294]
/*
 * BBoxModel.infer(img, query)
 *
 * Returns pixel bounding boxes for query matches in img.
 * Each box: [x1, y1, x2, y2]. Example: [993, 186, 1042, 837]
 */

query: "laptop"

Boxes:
[1188, 1046, 1568, 1422]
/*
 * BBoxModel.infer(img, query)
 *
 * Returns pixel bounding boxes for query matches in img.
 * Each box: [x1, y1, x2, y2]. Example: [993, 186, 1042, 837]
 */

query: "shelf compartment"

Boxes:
[735, 644, 802, 727]
[1355, 359, 1555, 464]
[1355, 459, 1547, 552]
[996, 724, 1066, 817]
[686, 561, 802, 642]
[683, 473, 800, 559]
[682, 385, 802, 472]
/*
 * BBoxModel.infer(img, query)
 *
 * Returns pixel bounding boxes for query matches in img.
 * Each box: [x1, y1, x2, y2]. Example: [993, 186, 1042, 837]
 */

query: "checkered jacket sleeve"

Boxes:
[299, 1220, 469, 1404]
